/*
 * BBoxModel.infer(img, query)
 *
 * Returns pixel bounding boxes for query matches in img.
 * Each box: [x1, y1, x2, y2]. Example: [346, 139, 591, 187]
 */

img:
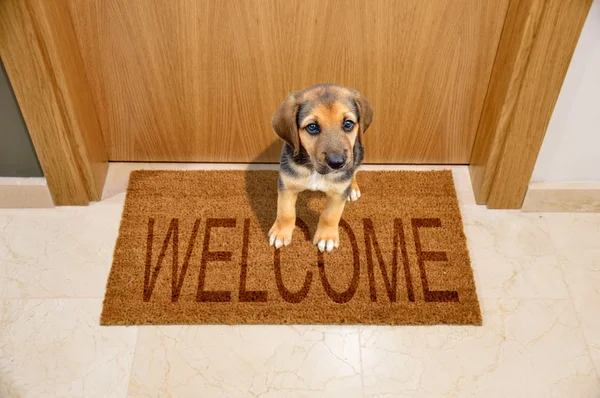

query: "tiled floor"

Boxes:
[1, 164, 599, 397]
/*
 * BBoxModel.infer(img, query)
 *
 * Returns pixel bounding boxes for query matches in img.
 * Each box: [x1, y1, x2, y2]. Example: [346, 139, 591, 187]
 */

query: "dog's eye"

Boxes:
[306, 123, 320, 135]
[343, 120, 355, 132]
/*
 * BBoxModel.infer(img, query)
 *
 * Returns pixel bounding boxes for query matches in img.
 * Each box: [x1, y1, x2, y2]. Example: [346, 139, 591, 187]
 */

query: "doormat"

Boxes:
[101, 170, 481, 325]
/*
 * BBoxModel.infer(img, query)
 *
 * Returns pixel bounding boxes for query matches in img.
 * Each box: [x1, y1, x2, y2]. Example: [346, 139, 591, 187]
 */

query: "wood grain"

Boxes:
[67, 0, 509, 163]
[469, 0, 545, 204]
[0, 0, 107, 205]
[470, 0, 593, 208]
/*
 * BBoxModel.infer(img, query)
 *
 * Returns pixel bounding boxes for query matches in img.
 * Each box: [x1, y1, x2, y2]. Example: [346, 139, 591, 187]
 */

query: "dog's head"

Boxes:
[272, 84, 373, 174]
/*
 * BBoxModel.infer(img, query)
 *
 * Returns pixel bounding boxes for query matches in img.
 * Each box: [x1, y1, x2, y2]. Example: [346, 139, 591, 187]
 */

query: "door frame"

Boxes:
[0, 0, 592, 207]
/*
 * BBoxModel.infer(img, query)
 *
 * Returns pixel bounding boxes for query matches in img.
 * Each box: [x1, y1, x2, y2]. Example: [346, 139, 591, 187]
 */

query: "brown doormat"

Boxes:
[101, 170, 481, 325]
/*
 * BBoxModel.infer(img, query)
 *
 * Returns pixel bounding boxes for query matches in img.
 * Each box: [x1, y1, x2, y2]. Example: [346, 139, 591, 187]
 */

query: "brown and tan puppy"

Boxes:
[269, 83, 373, 252]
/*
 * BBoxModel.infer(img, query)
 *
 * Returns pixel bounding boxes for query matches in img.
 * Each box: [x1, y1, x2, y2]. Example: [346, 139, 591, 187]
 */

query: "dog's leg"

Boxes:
[314, 192, 347, 252]
[347, 172, 361, 202]
[269, 188, 299, 248]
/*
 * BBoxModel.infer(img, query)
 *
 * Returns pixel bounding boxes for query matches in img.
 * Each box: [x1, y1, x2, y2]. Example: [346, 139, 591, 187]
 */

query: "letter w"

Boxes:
[143, 218, 201, 302]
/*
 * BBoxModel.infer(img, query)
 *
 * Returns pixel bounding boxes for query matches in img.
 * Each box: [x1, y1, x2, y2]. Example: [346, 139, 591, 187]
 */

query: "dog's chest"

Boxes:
[307, 171, 328, 192]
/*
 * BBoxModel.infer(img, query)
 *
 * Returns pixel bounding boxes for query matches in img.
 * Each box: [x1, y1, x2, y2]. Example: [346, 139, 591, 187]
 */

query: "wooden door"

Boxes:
[67, 0, 509, 163]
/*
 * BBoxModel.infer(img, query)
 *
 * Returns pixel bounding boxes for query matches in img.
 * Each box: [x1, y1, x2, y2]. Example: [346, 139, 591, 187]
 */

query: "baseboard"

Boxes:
[0, 177, 54, 208]
[522, 181, 600, 212]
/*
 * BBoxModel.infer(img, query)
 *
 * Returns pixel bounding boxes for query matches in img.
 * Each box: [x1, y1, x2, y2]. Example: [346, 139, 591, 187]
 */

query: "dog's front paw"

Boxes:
[313, 226, 340, 253]
[347, 180, 361, 202]
[347, 187, 361, 202]
[269, 221, 295, 249]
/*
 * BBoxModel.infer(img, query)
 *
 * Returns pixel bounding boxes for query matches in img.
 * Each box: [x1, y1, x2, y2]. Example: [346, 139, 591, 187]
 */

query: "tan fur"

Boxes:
[312, 190, 347, 246]
[268, 189, 299, 247]
[351, 174, 360, 193]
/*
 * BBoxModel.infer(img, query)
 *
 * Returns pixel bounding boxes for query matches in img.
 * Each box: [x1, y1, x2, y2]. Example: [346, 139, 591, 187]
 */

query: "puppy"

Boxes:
[269, 83, 373, 253]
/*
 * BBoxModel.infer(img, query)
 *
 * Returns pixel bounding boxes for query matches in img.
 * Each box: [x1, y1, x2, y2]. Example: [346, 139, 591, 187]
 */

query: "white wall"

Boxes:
[531, 0, 600, 182]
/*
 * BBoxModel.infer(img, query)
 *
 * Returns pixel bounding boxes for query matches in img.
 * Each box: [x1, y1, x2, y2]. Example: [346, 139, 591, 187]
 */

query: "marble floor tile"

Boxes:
[461, 207, 569, 300]
[127, 325, 362, 397]
[360, 298, 599, 397]
[0, 203, 122, 299]
[544, 213, 600, 377]
[0, 299, 137, 398]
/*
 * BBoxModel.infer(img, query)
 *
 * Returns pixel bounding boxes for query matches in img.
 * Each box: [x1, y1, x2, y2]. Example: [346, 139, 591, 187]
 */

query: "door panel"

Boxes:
[67, 0, 509, 163]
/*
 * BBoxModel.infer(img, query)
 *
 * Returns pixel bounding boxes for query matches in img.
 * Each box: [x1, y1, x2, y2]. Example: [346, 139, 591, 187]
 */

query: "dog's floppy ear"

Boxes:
[272, 92, 301, 155]
[353, 92, 374, 146]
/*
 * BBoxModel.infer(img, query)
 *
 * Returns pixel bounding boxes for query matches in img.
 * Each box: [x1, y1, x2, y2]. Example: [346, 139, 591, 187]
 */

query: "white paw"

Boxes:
[347, 188, 361, 202]
[316, 239, 340, 253]
[269, 234, 292, 248]
[269, 223, 294, 249]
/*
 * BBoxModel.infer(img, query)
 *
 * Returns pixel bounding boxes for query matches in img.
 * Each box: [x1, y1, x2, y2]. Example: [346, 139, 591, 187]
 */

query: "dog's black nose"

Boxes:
[325, 154, 347, 169]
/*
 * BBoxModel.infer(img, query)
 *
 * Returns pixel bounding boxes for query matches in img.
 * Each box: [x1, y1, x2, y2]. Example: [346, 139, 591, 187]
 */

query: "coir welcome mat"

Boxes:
[101, 170, 481, 325]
